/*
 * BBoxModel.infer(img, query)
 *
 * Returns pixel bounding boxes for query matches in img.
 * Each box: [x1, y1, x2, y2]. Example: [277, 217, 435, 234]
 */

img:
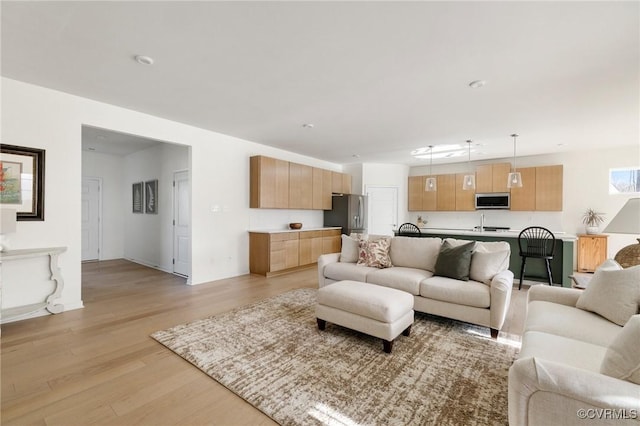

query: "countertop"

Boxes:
[415, 227, 577, 241]
[248, 226, 341, 234]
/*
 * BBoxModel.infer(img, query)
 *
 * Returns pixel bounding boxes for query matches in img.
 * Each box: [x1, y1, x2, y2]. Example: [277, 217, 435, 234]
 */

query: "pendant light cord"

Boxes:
[511, 134, 518, 171]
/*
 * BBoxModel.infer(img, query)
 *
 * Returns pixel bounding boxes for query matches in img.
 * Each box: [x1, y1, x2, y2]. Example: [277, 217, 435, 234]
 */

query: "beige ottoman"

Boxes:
[316, 280, 414, 353]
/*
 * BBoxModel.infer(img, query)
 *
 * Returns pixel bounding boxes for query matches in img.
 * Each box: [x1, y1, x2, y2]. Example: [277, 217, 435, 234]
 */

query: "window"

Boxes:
[609, 168, 640, 194]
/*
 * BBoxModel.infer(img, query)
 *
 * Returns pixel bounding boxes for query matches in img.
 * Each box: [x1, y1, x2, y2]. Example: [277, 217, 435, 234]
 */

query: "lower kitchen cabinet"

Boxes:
[577, 234, 608, 272]
[249, 228, 341, 276]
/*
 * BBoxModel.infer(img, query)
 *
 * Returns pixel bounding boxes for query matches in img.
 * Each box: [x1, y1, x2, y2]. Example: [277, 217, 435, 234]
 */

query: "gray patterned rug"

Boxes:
[151, 289, 518, 426]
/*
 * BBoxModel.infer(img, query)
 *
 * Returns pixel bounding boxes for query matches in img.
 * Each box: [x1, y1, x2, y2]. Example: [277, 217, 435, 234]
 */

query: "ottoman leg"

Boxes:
[383, 339, 394, 353]
[317, 318, 326, 331]
[402, 325, 411, 337]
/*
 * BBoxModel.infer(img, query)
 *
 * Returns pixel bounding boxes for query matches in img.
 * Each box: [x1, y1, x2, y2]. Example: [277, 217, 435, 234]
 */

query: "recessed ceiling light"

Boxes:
[352, 154, 360, 158]
[302, 123, 314, 129]
[134, 55, 154, 65]
[468, 80, 486, 89]
[87, 147, 96, 151]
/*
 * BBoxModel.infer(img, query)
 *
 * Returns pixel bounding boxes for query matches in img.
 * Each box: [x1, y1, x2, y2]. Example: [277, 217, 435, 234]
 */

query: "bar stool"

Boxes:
[518, 226, 556, 290]
[397, 223, 421, 236]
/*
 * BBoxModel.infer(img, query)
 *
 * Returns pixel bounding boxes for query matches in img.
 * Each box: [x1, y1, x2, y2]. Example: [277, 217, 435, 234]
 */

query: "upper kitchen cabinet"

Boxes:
[455, 174, 475, 211]
[436, 174, 456, 211]
[250, 155, 289, 208]
[408, 176, 423, 211]
[332, 171, 352, 194]
[312, 168, 333, 210]
[510, 167, 536, 211]
[476, 163, 512, 193]
[289, 163, 313, 209]
[535, 165, 563, 211]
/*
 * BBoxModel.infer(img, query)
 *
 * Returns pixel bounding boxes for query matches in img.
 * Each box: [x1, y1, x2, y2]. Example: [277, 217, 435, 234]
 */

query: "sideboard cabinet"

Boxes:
[577, 234, 608, 272]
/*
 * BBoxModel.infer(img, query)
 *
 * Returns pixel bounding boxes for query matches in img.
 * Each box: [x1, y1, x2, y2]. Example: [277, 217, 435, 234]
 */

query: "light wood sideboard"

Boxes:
[577, 234, 608, 272]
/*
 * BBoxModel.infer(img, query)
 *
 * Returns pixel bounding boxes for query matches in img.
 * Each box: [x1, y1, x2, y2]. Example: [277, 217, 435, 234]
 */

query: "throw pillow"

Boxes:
[434, 240, 476, 281]
[340, 234, 359, 263]
[600, 314, 640, 385]
[576, 263, 640, 326]
[469, 243, 510, 284]
[357, 238, 392, 268]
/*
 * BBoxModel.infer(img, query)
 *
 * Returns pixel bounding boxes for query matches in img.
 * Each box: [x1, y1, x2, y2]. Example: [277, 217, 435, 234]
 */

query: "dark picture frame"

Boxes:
[132, 182, 144, 213]
[145, 179, 158, 214]
[0, 144, 45, 221]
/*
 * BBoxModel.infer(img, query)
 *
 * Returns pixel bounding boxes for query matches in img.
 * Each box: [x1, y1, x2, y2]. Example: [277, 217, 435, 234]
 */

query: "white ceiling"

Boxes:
[2, 1, 638, 165]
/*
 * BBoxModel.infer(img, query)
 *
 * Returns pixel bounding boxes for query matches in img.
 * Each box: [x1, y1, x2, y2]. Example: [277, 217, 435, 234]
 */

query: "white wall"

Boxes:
[408, 145, 640, 257]
[123, 143, 189, 272]
[2, 77, 343, 316]
[82, 151, 125, 260]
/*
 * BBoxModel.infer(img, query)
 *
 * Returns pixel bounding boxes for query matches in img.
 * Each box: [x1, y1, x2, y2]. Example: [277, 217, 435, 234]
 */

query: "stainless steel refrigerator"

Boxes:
[323, 194, 367, 235]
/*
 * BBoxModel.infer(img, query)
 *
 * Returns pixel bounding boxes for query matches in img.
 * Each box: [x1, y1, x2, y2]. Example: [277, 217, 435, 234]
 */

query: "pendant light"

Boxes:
[425, 145, 437, 191]
[462, 140, 476, 190]
[507, 133, 523, 188]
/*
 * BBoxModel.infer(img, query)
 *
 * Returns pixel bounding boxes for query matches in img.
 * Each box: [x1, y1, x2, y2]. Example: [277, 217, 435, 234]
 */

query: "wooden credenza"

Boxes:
[1, 246, 67, 323]
[249, 228, 341, 276]
[577, 234, 608, 272]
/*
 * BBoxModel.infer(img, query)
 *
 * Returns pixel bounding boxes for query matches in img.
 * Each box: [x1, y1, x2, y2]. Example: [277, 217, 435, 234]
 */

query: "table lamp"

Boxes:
[603, 197, 640, 268]
[0, 208, 17, 251]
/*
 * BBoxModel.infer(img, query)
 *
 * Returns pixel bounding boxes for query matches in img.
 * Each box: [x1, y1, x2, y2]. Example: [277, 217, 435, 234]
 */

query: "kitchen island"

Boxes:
[395, 228, 575, 288]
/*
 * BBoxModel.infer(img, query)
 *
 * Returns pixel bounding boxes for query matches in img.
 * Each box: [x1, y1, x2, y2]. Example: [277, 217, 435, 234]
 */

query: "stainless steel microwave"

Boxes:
[475, 193, 510, 209]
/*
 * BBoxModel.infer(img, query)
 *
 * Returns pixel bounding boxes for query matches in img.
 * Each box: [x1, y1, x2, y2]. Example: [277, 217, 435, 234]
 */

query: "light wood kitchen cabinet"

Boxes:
[332, 172, 352, 194]
[322, 169, 333, 209]
[436, 174, 456, 211]
[535, 165, 563, 211]
[289, 163, 313, 209]
[476, 163, 511, 193]
[510, 167, 536, 211]
[455, 173, 475, 211]
[408, 176, 424, 211]
[322, 229, 342, 254]
[299, 230, 324, 265]
[312, 168, 323, 210]
[312, 168, 334, 210]
[577, 234, 608, 272]
[250, 156, 289, 208]
[249, 232, 298, 276]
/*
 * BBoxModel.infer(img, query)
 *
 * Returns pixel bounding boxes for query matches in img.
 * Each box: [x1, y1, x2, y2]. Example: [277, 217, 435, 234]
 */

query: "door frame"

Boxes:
[172, 169, 191, 284]
[82, 176, 103, 262]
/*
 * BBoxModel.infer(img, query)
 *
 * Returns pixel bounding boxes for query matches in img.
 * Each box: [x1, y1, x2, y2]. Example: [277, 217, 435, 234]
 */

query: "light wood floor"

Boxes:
[1, 260, 528, 426]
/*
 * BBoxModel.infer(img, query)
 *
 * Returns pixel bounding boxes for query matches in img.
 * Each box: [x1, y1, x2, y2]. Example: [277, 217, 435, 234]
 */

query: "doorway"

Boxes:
[173, 170, 191, 281]
[365, 186, 398, 236]
[81, 177, 101, 261]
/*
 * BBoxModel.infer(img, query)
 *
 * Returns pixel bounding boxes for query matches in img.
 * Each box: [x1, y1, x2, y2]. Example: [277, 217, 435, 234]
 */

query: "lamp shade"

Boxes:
[603, 198, 640, 234]
[1, 209, 17, 234]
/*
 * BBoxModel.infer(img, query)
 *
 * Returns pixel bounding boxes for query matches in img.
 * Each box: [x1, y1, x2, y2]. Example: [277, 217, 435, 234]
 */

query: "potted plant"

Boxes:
[582, 208, 605, 234]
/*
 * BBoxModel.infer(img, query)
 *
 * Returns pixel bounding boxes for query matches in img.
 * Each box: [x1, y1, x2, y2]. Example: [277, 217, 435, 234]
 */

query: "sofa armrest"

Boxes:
[527, 285, 582, 307]
[509, 357, 640, 426]
[317, 253, 340, 288]
[489, 269, 514, 331]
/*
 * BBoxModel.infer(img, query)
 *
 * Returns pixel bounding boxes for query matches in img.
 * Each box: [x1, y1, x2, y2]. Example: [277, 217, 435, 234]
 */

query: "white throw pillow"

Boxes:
[469, 244, 510, 284]
[576, 262, 640, 326]
[339, 235, 359, 263]
[600, 314, 640, 384]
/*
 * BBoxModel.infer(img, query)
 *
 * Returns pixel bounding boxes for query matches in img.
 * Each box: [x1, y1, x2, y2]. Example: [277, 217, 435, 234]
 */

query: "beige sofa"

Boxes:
[509, 283, 640, 425]
[317, 235, 514, 337]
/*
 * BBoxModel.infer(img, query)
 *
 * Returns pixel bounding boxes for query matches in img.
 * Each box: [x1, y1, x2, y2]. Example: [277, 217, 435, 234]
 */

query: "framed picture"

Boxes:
[145, 179, 158, 214]
[132, 182, 144, 213]
[0, 144, 45, 221]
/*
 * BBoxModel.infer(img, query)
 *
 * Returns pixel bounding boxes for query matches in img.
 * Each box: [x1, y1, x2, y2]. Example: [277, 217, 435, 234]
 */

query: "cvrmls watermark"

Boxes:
[577, 408, 638, 420]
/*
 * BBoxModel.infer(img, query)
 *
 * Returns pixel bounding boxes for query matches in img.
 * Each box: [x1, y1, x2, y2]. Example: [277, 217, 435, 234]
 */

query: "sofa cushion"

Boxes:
[469, 242, 510, 285]
[339, 235, 360, 263]
[600, 314, 640, 384]
[576, 262, 640, 326]
[324, 262, 377, 283]
[357, 238, 392, 268]
[366, 267, 433, 295]
[389, 236, 442, 272]
[519, 331, 607, 373]
[526, 300, 622, 347]
[419, 276, 490, 308]
[433, 240, 476, 281]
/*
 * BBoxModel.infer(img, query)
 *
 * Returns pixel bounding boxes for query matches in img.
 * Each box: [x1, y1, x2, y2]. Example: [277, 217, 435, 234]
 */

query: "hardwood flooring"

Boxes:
[1, 259, 528, 425]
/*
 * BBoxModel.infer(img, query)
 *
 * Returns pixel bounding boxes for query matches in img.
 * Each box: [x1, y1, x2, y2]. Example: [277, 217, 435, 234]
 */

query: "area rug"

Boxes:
[151, 289, 518, 426]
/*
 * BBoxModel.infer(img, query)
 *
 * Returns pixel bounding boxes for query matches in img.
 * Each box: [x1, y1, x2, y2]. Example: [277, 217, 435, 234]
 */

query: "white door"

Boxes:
[366, 186, 398, 236]
[173, 170, 191, 279]
[81, 178, 101, 261]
